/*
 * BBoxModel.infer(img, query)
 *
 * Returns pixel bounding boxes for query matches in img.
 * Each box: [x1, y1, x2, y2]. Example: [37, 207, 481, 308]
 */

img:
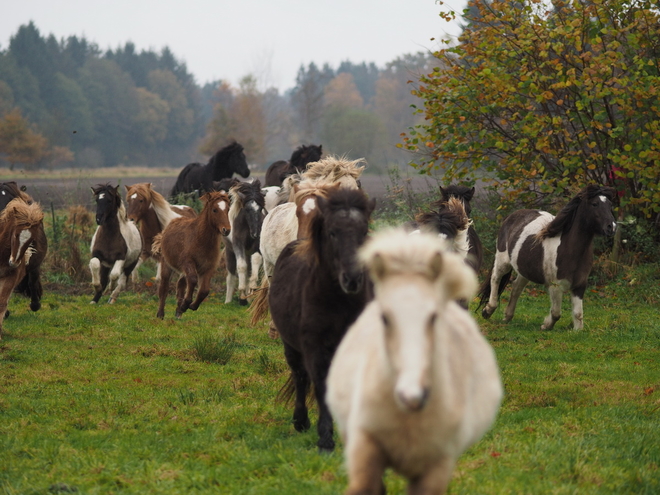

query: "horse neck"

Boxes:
[193, 206, 223, 248]
[452, 225, 471, 260]
[562, 210, 596, 258]
[140, 207, 163, 237]
[150, 193, 180, 229]
[228, 198, 242, 230]
[0, 219, 15, 257]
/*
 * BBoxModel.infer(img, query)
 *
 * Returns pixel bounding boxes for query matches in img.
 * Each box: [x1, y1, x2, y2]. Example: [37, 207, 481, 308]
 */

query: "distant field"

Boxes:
[0, 263, 658, 494]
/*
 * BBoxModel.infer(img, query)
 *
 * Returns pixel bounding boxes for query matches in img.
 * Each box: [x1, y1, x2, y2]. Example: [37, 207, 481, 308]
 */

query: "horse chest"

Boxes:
[92, 226, 128, 262]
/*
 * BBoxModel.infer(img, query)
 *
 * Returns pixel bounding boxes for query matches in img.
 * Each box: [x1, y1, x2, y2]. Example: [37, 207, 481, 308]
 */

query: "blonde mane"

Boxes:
[127, 183, 180, 227]
[302, 156, 365, 185]
[1, 198, 44, 227]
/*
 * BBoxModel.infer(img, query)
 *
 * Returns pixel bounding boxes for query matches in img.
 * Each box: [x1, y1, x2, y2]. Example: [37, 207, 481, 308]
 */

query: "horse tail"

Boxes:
[248, 277, 270, 325]
[475, 268, 512, 312]
[276, 373, 313, 407]
[152, 233, 163, 256]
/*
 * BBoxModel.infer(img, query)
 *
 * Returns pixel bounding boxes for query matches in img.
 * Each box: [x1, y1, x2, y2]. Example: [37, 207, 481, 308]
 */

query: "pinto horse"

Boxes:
[153, 191, 231, 319]
[0, 199, 45, 339]
[439, 185, 483, 272]
[89, 185, 142, 304]
[125, 183, 195, 281]
[269, 188, 375, 452]
[224, 180, 265, 305]
[478, 185, 616, 330]
[0, 182, 48, 312]
[327, 229, 502, 494]
[264, 144, 323, 187]
[170, 141, 250, 197]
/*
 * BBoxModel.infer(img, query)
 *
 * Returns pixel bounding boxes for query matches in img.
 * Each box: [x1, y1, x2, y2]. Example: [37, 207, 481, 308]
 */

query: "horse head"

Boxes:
[3, 199, 44, 269]
[581, 185, 617, 237]
[201, 191, 231, 237]
[361, 229, 477, 412]
[0, 182, 32, 211]
[440, 185, 475, 216]
[92, 184, 121, 225]
[291, 144, 323, 172]
[125, 183, 152, 222]
[311, 188, 375, 295]
[229, 180, 265, 239]
[226, 141, 250, 178]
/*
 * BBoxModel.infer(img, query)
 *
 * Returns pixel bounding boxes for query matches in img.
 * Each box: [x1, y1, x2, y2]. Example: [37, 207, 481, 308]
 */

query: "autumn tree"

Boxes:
[0, 108, 48, 170]
[403, 0, 660, 219]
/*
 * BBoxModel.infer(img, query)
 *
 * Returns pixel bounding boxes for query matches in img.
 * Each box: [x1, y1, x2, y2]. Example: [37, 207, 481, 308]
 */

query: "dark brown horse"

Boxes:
[478, 185, 616, 330]
[171, 141, 250, 197]
[0, 182, 47, 312]
[153, 191, 231, 319]
[0, 198, 45, 339]
[269, 187, 375, 452]
[264, 144, 323, 187]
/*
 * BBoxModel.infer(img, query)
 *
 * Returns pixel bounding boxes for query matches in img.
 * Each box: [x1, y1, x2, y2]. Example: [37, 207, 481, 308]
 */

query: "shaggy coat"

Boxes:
[170, 141, 249, 197]
[0, 199, 45, 338]
[478, 184, 616, 330]
[327, 229, 502, 495]
[439, 185, 483, 272]
[264, 144, 323, 187]
[269, 188, 376, 452]
[89, 185, 142, 304]
[0, 182, 47, 312]
[153, 191, 231, 318]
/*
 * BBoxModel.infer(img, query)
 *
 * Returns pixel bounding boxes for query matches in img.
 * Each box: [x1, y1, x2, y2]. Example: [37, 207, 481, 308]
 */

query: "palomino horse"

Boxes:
[439, 185, 483, 272]
[224, 180, 265, 305]
[0, 182, 48, 312]
[269, 188, 375, 452]
[89, 185, 142, 304]
[478, 184, 616, 330]
[125, 183, 195, 281]
[327, 229, 502, 495]
[153, 191, 231, 319]
[0, 199, 45, 339]
[170, 141, 250, 197]
[264, 144, 323, 187]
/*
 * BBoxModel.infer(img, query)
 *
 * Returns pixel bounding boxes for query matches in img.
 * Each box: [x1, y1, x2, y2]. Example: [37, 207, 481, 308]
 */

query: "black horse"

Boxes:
[439, 185, 483, 273]
[0, 182, 48, 312]
[171, 141, 250, 197]
[264, 144, 322, 187]
[269, 188, 375, 452]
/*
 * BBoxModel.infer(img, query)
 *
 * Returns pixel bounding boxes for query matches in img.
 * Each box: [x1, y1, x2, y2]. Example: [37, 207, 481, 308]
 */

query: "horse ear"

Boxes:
[124, 185, 130, 192]
[370, 252, 387, 280]
[200, 193, 210, 204]
[439, 251, 478, 301]
[465, 187, 475, 202]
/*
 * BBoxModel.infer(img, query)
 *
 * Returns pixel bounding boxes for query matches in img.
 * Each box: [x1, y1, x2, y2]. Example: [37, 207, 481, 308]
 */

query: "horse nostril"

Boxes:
[222, 228, 230, 236]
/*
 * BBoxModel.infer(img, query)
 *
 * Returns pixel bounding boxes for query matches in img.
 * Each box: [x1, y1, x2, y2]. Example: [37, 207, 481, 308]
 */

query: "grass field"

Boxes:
[1, 261, 659, 494]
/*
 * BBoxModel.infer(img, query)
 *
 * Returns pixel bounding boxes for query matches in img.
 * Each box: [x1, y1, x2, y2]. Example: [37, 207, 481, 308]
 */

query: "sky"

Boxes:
[0, 0, 466, 91]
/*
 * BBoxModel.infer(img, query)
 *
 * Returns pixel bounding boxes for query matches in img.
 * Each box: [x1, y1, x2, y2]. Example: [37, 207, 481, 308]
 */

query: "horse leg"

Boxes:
[541, 284, 563, 330]
[408, 455, 456, 495]
[108, 272, 128, 304]
[189, 272, 211, 311]
[283, 343, 310, 433]
[155, 261, 162, 283]
[482, 250, 512, 319]
[89, 257, 102, 303]
[177, 265, 198, 317]
[248, 252, 262, 293]
[236, 253, 249, 304]
[504, 275, 529, 323]
[0, 277, 12, 339]
[27, 268, 42, 312]
[156, 264, 173, 319]
[131, 257, 143, 284]
[224, 248, 237, 304]
[570, 286, 586, 330]
[307, 354, 335, 452]
[108, 259, 125, 290]
[175, 274, 187, 310]
[345, 430, 387, 495]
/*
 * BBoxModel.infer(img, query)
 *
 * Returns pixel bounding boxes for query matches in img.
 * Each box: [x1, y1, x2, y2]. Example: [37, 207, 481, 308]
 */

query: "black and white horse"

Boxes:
[171, 141, 250, 197]
[477, 185, 616, 330]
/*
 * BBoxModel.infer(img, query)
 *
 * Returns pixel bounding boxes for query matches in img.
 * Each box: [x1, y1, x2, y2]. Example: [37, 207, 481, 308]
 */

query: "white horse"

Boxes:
[327, 229, 503, 495]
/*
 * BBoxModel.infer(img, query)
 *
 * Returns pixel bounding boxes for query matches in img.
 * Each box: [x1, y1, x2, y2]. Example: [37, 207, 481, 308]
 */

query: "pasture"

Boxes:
[1, 264, 658, 494]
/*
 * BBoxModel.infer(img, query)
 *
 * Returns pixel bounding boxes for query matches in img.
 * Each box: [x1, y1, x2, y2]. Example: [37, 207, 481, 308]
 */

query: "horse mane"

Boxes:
[293, 179, 336, 206]
[281, 174, 303, 203]
[210, 140, 244, 166]
[295, 188, 372, 264]
[132, 183, 181, 227]
[228, 180, 264, 224]
[290, 144, 323, 171]
[416, 197, 469, 237]
[0, 198, 44, 227]
[302, 156, 365, 184]
[538, 184, 615, 239]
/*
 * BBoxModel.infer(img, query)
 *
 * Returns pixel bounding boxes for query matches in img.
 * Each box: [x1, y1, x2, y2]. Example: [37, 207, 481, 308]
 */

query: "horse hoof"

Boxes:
[89, 301, 97, 305]
[239, 298, 248, 306]
[30, 302, 41, 312]
[4, 310, 10, 319]
[268, 328, 280, 340]
[481, 307, 493, 319]
[318, 446, 334, 455]
[108, 299, 116, 305]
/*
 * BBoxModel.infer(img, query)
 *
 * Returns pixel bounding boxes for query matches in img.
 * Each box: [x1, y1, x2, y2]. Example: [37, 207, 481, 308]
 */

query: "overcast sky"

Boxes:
[1, 0, 466, 91]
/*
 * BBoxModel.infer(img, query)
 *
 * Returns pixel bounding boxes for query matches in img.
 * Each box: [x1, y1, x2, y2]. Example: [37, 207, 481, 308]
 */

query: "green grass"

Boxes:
[1, 266, 659, 494]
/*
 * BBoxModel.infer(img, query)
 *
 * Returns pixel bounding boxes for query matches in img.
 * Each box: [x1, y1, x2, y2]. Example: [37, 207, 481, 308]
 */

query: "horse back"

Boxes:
[264, 161, 291, 187]
[172, 162, 206, 196]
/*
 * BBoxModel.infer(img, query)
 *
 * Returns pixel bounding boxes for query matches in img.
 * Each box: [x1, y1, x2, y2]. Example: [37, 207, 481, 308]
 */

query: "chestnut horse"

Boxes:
[0, 199, 45, 339]
[125, 183, 195, 281]
[89, 185, 142, 304]
[153, 191, 231, 319]
[269, 188, 375, 452]
[0, 182, 48, 312]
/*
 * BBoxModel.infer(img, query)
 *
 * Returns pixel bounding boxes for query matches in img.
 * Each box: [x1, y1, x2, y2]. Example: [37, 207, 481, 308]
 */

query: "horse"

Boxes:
[125, 183, 195, 282]
[89, 184, 142, 304]
[264, 144, 323, 187]
[269, 187, 376, 452]
[223, 180, 265, 305]
[415, 197, 471, 262]
[153, 191, 231, 319]
[326, 229, 502, 495]
[0, 182, 48, 312]
[170, 141, 250, 197]
[0, 199, 45, 339]
[477, 184, 616, 330]
[439, 185, 483, 273]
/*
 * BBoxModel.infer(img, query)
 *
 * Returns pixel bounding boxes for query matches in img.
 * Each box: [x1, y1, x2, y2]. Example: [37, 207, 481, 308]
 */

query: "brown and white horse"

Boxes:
[153, 191, 231, 319]
[125, 183, 195, 282]
[478, 185, 616, 330]
[0, 199, 45, 339]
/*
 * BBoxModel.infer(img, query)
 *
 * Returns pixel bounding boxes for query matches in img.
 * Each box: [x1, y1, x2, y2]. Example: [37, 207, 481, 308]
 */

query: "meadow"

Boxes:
[1, 259, 658, 494]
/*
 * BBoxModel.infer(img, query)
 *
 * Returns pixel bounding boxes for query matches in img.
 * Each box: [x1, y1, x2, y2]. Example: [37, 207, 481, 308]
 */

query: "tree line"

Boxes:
[0, 22, 436, 172]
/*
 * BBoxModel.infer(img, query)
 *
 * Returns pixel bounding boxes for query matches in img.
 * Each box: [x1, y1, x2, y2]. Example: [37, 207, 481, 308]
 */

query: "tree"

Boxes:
[291, 63, 333, 142]
[0, 108, 48, 170]
[324, 73, 364, 109]
[403, 0, 660, 218]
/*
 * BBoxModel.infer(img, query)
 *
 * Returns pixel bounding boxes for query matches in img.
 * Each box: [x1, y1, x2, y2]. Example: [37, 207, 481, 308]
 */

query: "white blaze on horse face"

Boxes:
[130, 193, 138, 200]
[218, 200, 227, 211]
[10, 229, 32, 266]
[302, 197, 316, 215]
[599, 195, 607, 202]
[98, 193, 105, 200]
[248, 200, 260, 212]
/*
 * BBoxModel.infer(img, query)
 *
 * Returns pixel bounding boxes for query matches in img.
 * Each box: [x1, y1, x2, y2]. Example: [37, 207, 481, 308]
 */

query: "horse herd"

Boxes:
[0, 142, 618, 493]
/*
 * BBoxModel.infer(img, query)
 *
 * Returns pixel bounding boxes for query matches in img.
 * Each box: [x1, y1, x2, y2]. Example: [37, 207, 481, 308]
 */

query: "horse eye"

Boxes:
[213, 208, 218, 213]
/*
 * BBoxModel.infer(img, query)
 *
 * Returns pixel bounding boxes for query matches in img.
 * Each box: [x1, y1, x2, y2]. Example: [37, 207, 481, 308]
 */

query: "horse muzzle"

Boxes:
[221, 227, 231, 236]
[606, 222, 617, 236]
[8, 257, 19, 269]
[395, 386, 430, 412]
[339, 270, 364, 294]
